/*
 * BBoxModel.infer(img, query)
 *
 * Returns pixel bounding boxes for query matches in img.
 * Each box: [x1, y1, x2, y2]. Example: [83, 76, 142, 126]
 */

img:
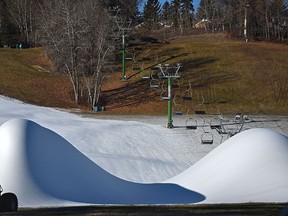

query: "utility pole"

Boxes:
[244, 3, 250, 43]
[122, 30, 126, 80]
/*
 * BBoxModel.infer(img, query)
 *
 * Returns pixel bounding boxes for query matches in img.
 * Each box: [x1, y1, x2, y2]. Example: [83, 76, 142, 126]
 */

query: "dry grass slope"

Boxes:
[0, 48, 81, 109]
[0, 34, 287, 115]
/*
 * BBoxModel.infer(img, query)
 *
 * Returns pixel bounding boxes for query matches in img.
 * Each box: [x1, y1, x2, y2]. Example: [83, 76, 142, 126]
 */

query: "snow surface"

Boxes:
[0, 95, 287, 207]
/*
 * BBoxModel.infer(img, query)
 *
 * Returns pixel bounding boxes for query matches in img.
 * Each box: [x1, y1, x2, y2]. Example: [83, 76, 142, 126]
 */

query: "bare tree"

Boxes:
[37, 0, 113, 108]
[4, 0, 38, 45]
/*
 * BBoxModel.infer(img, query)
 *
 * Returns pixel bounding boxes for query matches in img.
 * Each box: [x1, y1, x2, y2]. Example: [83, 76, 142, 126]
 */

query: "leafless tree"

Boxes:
[37, 0, 113, 108]
[4, 0, 38, 45]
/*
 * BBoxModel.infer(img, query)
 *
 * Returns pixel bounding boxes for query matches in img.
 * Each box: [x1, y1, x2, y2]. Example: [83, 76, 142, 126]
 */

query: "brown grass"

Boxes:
[0, 33, 287, 115]
[0, 48, 83, 109]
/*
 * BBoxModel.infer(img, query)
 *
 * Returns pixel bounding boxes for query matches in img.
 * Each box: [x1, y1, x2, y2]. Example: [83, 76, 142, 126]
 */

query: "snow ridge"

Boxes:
[0, 119, 204, 207]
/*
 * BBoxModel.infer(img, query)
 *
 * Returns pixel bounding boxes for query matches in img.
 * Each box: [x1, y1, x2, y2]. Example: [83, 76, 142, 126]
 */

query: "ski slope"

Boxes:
[0, 96, 287, 207]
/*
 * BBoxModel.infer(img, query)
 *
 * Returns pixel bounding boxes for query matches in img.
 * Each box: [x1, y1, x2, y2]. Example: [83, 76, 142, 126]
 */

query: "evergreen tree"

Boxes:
[161, 1, 172, 22]
[143, 0, 161, 21]
[171, 0, 181, 27]
[143, 0, 161, 29]
[181, 0, 194, 27]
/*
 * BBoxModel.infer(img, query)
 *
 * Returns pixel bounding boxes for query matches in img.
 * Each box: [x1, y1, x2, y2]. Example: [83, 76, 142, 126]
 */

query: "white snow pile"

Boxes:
[0, 118, 204, 207]
[167, 128, 288, 203]
[0, 96, 287, 207]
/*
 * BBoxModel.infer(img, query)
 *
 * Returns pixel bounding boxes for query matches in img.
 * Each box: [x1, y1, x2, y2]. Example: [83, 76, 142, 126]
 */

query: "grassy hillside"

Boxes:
[0, 48, 81, 109]
[0, 34, 287, 115]
[102, 34, 288, 115]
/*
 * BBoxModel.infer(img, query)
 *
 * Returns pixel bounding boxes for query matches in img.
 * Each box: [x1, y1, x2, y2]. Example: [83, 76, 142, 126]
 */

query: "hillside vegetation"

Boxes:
[0, 34, 287, 115]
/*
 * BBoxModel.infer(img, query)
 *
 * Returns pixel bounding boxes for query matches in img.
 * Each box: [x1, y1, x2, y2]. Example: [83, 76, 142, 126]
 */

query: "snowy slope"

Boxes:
[0, 118, 204, 207]
[167, 128, 288, 203]
[0, 96, 288, 207]
[0, 96, 201, 183]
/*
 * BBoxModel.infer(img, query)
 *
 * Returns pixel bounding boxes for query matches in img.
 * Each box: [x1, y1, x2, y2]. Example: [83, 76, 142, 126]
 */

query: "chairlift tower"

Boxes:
[156, 63, 181, 128]
[118, 20, 132, 81]
[106, 8, 132, 81]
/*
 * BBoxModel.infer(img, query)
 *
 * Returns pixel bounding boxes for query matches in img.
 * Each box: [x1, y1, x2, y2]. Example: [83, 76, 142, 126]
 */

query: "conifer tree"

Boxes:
[143, 0, 161, 29]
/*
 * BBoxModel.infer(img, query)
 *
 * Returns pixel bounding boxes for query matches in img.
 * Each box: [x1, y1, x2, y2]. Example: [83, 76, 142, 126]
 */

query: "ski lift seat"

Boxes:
[141, 76, 150, 80]
[173, 111, 182, 116]
[133, 67, 141, 71]
[195, 110, 206, 115]
[182, 96, 192, 101]
[201, 133, 213, 144]
[150, 84, 160, 89]
[210, 124, 222, 129]
[161, 96, 170, 100]
[186, 125, 197, 130]
[185, 118, 197, 130]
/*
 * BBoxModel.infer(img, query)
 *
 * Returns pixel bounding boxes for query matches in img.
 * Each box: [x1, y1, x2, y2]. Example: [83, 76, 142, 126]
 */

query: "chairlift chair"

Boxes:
[210, 117, 222, 130]
[142, 57, 151, 61]
[149, 72, 160, 88]
[195, 96, 206, 115]
[172, 94, 183, 116]
[201, 132, 214, 144]
[219, 115, 243, 136]
[160, 81, 171, 100]
[141, 71, 151, 80]
[132, 62, 143, 71]
[125, 52, 134, 61]
[201, 119, 214, 144]
[150, 79, 160, 89]
[173, 111, 183, 116]
[185, 118, 197, 130]
[160, 85, 170, 100]
[182, 83, 193, 101]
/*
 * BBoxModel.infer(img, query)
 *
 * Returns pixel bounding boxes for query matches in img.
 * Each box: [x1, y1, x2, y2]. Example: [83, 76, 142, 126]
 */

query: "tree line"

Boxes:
[196, 0, 288, 42]
[142, 0, 288, 42]
[0, 0, 287, 108]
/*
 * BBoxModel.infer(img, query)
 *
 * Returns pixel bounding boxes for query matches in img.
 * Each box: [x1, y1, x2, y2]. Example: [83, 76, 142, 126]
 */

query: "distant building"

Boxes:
[194, 19, 210, 29]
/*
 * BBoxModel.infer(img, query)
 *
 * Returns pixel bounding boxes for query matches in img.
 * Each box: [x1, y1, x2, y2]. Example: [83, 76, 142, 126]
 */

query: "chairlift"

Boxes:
[151, 66, 159, 71]
[160, 81, 170, 100]
[186, 118, 197, 130]
[210, 117, 222, 130]
[141, 71, 151, 80]
[182, 83, 193, 101]
[218, 115, 244, 136]
[149, 73, 160, 88]
[141, 74, 150, 80]
[173, 111, 183, 116]
[125, 52, 134, 61]
[201, 132, 213, 144]
[172, 94, 183, 116]
[195, 96, 206, 115]
[132, 62, 143, 71]
[195, 108, 206, 115]
[160, 87, 169, 100]
[195, 116, 214, 144]
[142, 57, 151, 61]
[150, 79, 160, 89]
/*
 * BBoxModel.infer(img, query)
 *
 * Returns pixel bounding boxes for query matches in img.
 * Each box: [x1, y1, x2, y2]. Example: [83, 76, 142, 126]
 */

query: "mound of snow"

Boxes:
[168, 128, 288, 203]
[0, 119, 204, 207]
